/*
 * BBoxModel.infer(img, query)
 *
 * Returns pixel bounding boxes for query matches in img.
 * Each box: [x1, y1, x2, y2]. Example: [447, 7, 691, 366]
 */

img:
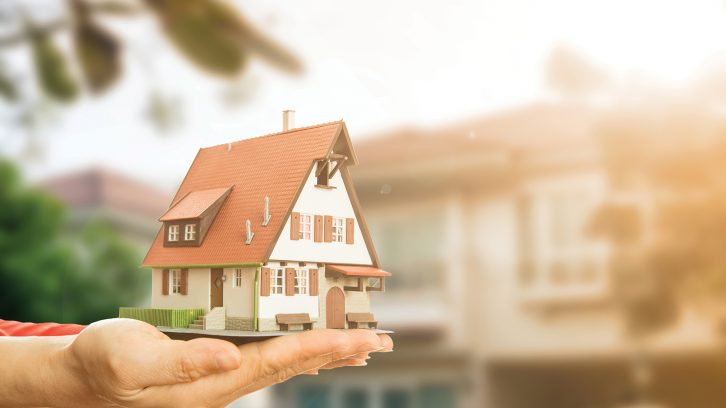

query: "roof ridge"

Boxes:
[203, 120, 343, 151]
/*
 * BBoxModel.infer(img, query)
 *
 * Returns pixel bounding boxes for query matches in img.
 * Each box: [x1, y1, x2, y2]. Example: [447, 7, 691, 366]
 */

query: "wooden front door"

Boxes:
[326, 287, 345, 329]
[210, 268, 224, 308]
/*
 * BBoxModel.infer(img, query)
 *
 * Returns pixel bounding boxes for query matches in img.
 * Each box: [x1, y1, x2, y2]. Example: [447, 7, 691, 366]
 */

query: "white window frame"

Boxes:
[294, 269, 308, 295]
[233, 268, 243, 288]
[332, 217, 345, 243]
[299, 213, 313, 240]
[168, 225, 179, 242]
[270, 268, 284, 295]
[170, 269, 181, 294]
[184, 224, 196, 241]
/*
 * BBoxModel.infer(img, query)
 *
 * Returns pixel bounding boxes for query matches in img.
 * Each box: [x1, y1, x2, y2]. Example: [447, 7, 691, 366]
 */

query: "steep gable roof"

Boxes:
[142, 121, 346, 267]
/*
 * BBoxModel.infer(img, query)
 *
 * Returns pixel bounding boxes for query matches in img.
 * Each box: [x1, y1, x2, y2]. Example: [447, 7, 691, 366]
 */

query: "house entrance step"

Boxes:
[188, 323, 204, 330]
[193, 319, 204, 325]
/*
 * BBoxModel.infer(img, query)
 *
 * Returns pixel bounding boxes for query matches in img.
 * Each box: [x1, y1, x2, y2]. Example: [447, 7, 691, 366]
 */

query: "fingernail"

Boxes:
[215, 351, 240, 371]
[352, 361, 367, 367]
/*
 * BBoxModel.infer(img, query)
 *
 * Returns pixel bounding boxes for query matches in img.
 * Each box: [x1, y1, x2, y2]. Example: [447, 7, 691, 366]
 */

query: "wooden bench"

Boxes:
[346, 313, 378, 329]
[276, 313, 314, 331]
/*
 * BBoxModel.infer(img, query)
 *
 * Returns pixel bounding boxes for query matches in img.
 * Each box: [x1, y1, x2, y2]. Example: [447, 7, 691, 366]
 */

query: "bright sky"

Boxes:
[3, 0, 726, 189]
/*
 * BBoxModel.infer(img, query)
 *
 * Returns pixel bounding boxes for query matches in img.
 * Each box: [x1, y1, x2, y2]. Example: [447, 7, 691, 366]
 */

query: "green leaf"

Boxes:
[145, 0, 247, 76]
[74, 18, 121, 93]
[30, 32, 78, 102]
[0, 66, 18, 101]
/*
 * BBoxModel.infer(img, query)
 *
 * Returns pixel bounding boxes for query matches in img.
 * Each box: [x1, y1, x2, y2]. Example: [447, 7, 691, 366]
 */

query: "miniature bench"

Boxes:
[276, 313, 314, 331]
[346, 313, 378, 329]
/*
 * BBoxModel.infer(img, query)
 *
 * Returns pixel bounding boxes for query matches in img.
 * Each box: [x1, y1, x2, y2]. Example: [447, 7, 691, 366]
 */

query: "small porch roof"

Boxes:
[326, 264, 392, 277]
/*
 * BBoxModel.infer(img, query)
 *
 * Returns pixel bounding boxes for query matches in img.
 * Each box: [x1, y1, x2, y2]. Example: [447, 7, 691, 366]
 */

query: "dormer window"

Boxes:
[168, 225, 179, 241]
[159, 186, 232, 248]
[184, 224, 197, 241]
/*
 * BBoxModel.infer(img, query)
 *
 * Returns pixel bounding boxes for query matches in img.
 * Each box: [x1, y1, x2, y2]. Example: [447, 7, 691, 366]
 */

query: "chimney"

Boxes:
[282, 110, 295, 131]
[262, 196, 271, 226]
[245, 219, 255, 244]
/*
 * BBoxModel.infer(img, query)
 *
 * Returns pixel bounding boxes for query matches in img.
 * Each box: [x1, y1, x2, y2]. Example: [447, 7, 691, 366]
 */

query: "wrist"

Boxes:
[0, 336, 76, 407]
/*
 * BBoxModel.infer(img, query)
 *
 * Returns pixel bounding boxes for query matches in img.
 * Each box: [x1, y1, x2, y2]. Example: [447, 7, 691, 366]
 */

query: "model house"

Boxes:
[139, 113, 389, 332]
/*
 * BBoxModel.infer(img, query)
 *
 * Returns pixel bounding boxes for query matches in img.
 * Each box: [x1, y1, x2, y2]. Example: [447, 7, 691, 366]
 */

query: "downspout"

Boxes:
[254, 266, 260, 331]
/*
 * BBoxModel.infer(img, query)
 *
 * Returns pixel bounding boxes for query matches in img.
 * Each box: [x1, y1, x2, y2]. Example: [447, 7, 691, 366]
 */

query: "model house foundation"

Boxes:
[134, 113, 390, 332]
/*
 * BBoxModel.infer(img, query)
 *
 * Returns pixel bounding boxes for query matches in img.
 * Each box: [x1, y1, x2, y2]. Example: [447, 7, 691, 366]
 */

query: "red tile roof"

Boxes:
[159, 187, 231, 221]
[326, 264, 392, 277]
[142, 122, 344, 267]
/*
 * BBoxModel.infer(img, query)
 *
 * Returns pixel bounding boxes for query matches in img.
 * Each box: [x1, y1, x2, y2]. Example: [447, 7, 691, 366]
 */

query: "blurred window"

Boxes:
[270, 268, 284, 295]
[295, 269, 308, 295]
[184, 224, 196, 241]
[170, 269, 181, 294]
[168, 225, 179, 241]
[369, 209, 444, 291]
[332, 217, 345, 242]
[342, 389, 370, 408]
[233, 268, 243, 287]
[383, 389, 412, 408]
[297, 385, 331, 408]
[299, 214, 313, 240]
[517, 195, 536, 286]
[419, 385, 456, 408]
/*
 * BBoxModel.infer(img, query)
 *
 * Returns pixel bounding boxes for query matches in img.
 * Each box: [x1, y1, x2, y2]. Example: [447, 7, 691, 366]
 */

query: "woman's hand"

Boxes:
[0, 318, 392, 407]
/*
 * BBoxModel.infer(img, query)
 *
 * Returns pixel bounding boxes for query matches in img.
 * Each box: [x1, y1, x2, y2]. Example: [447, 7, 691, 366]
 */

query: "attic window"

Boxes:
[168, 225, 179, 242]
[316, 160, 330, 186]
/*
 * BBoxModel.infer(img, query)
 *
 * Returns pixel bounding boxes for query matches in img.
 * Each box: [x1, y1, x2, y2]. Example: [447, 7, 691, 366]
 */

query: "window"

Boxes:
[316, 160, 330, 186]
[299, 214, 312, 240]
[295, 269, 308, 295]
[184, 224, 196, 241]
[233, 268, 243, 287]
[270, 268, 284, 295]
[332, 217, 345, 242]
[170, 269, 181, 294]
[168, 225, 179, 241]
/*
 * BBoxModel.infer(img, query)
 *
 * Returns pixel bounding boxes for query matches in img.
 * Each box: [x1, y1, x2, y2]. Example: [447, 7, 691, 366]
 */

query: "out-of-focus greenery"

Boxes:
[0, 0, 301, 104]
[0, 159, 147, 324]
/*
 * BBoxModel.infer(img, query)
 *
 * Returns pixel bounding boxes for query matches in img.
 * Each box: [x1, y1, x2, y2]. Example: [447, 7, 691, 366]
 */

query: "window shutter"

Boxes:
[285, 268, 295, 296]
[180, 269, 189, 295]
[324, 215, 333, 242]
[162, 269, 169, 295]
[260, 268, 270, 296]
[346, 218, 354, 244]
[314, 215, 323, 242]
[290, 212, 300, 240]
[309, 268, 318, 296]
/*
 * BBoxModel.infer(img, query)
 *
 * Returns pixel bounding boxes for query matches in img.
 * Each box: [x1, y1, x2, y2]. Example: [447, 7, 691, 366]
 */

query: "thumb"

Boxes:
[136, 337, 242, 387]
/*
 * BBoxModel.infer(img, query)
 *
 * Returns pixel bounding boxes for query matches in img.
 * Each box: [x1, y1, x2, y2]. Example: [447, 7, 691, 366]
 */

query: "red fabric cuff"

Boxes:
[0, 320, 86, 336]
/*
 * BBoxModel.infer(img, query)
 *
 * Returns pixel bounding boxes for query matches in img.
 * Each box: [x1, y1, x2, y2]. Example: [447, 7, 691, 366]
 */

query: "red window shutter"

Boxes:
[290, 212, 300, 240]
[180, 269, 189, 295]
[260, 268, 270, 296]
[314, 215, 323, 242]
[309, 268, 318, 296]
[162, 269, 169, 295]
[285, 268, 295, 296]
[346, 218, 354, 244]
[324, 215, 333, 242]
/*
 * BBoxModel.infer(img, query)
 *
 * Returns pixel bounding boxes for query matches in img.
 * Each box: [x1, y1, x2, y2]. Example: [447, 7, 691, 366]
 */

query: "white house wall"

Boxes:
[258, 261, 319, 320]
[151, 268, 210, 310]
[222, 267, 256, 318]
[268, 168, 373, 265]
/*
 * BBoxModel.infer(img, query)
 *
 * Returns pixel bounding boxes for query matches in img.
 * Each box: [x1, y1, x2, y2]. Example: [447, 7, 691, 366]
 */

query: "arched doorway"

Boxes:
[326, 287, 345, 329]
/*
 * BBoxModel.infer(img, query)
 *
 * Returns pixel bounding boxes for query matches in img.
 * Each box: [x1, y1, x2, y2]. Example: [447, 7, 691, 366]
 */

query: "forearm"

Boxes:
[0, 336, 80, 407]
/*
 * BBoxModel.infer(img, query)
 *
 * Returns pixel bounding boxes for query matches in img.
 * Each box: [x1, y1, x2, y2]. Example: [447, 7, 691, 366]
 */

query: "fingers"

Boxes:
[135, 337, 242, 387]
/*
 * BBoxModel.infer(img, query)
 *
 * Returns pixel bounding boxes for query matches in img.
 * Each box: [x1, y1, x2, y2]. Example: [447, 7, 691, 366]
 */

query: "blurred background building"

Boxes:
[4, 0, 726, 407]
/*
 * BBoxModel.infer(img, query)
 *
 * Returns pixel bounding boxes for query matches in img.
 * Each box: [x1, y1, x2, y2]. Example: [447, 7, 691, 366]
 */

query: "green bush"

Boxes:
[119, 307, 205, 328]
